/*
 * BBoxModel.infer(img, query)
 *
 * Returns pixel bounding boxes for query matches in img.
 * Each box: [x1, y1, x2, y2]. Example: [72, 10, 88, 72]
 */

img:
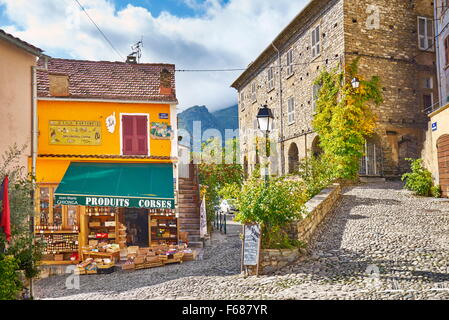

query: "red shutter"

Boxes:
[122, 115, 148, 155]
[135, 116, 148, 155]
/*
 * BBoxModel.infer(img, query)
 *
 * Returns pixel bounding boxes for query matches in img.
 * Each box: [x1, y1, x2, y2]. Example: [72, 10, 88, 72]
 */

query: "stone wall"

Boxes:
[234, 0, 436, 178]
[245, 183, 341, 276]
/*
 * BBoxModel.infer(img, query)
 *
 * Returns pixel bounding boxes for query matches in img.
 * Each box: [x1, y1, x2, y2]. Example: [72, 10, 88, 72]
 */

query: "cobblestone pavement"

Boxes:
[35, 182, 449, 300]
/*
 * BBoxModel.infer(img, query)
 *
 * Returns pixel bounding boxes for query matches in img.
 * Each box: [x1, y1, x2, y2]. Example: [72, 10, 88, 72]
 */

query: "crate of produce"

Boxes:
[54, 254, 64, 261]
[145, 261, 164, 268]
[138, 248, 150, 255]
[182, 251, 197, 261]
[89, 222, 101, 227]
[146, 256, 160, 263]
[134, 256, 146, 265]
[122, 263, 135, 271]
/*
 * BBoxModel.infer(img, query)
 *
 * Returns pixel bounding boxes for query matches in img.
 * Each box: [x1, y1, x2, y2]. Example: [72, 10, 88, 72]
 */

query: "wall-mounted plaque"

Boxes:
[49, 120, 101, 145]
[150, 122, 173, 140]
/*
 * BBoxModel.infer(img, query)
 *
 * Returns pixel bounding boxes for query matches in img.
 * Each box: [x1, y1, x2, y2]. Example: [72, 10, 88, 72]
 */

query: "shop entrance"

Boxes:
[123, 208, 149, 247]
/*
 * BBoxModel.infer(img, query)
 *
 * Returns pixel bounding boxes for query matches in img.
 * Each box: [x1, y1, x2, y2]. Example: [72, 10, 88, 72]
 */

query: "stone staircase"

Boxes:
[178, 165, 203, 248]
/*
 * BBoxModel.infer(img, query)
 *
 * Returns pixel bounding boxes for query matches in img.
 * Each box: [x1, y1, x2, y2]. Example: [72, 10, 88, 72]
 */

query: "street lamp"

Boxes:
[256, 105, 274, 184]
[256, 105, 274, 133]
[351, 77, 360, 89]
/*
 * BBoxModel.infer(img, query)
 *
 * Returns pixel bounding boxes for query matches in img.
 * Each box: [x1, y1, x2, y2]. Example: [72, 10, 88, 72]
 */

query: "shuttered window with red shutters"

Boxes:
[122, 115, 149, 155]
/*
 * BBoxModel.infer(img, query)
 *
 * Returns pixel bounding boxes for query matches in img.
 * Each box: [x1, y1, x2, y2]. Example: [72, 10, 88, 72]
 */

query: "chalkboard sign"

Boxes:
[243, 224, 261, 266]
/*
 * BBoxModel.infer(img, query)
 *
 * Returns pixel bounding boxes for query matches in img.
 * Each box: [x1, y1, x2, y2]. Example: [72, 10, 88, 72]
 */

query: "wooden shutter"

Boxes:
[122, 115, 148, 155]
[445, 36, 449, 66]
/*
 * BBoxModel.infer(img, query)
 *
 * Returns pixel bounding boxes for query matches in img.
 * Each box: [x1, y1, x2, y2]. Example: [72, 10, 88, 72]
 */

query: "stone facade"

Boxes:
[246, 183, 341, 275]
[232, 0, 437, 178]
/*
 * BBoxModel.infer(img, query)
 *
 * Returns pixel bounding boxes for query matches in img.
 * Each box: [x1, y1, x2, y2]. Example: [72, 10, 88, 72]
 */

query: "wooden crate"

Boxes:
[121, 263, 135, 271]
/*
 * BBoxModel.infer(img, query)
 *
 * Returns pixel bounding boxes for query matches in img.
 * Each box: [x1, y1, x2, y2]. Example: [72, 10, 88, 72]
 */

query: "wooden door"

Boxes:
[437, 134, 449, 197]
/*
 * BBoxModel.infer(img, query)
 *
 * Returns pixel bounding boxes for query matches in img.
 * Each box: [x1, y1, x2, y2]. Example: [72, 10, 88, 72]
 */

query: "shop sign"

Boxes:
[55, 195, 175, 209]
[159, 113, 169, 119]
[49, 120, 101, 145]
[242, 224, 261, 267]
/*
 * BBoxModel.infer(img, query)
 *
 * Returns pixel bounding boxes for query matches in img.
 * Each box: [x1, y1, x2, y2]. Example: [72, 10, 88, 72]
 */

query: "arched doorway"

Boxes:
[398, 134, 419, 174]
[311, 136, 323, 158]
[288, 143, 299, 174]
[437, 134, 449, 197]
[359, 136, 382, 176]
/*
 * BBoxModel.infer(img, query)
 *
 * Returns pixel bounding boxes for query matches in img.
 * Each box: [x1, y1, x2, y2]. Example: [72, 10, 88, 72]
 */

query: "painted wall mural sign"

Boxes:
[150, 122, 173, 140]
[49, 120, 101, 145]
[106, 112, 116, 133]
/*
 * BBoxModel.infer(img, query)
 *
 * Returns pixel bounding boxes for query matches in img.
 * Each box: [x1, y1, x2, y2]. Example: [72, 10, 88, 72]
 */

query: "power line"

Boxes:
[175, 56, 341, 73]
[73, 0, 124, 61]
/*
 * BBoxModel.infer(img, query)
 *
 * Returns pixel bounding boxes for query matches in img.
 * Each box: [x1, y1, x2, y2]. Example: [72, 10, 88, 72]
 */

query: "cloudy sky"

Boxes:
[0, 0, 308, 111]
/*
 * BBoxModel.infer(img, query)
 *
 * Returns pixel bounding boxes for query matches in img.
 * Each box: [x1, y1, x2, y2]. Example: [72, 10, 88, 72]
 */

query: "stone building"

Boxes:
[421, 0, 449, 197]
[231, 0, 437, 178]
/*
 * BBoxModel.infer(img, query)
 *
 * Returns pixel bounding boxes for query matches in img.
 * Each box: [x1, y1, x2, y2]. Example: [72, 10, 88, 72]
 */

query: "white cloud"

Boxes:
[0, 0, 308, 111]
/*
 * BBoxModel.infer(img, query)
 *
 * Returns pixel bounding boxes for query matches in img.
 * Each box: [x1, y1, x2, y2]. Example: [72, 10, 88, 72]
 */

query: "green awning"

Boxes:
[54, 162, 175, 209]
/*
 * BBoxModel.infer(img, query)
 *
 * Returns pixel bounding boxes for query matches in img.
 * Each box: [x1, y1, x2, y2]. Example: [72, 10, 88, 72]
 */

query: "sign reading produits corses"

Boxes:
[243, 224, 261, 266]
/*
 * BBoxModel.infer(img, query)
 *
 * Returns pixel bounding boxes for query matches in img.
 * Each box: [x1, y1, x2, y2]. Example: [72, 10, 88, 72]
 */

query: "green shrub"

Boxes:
[401, 158, 433, 196]
[0, 255, 22, 300]
[235, 176, 307, 249]
[295, 153, 336, 199]
[431, 185, 442, 198]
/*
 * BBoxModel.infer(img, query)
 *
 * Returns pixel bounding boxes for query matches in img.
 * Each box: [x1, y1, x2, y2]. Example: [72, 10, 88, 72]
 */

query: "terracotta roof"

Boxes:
[37, 58, 177, 103]
[0, 28, 43, 56]
[38, 154, 175, 160]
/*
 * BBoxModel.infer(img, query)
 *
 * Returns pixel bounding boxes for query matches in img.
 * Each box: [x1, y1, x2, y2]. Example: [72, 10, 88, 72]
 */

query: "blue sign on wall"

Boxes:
[159, 113, 169, 119]
[432, 122, 437, 132]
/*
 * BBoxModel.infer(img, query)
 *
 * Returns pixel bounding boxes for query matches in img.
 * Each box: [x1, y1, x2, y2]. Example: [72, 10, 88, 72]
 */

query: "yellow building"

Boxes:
[34, 58, 179, 265]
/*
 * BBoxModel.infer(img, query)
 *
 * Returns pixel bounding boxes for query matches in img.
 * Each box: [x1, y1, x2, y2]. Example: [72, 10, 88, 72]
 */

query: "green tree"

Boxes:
[235, 176, 307, 249]
[312, 58, 383, 180]
[0, 144, 43, 300]
[195, 138, 244, 230]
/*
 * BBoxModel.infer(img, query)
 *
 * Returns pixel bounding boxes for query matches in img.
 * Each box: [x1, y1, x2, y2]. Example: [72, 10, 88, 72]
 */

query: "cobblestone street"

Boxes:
[35, 182, 449, 300]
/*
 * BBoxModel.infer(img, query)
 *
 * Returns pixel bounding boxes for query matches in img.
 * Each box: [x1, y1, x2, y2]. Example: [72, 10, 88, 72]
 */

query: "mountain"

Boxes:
[178, 104, 238, 145]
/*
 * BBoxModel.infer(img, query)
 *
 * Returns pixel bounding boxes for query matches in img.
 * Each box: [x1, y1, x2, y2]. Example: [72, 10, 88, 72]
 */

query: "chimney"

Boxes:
[126, 55, 137, 64]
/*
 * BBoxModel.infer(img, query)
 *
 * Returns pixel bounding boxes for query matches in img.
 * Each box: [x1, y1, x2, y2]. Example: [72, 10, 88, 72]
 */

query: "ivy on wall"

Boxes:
[312, 57, 383, 180]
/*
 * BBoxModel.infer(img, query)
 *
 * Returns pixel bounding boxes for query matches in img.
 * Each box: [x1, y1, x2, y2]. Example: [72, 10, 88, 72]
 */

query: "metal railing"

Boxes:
[213, 211, 227, 234]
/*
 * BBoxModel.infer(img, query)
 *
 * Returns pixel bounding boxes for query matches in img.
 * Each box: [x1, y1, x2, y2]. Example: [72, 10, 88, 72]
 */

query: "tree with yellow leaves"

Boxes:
[312, 57, 383, 180]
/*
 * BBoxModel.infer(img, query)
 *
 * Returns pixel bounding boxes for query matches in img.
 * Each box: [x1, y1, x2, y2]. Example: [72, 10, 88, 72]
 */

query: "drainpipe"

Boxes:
[271, 42, 285, 175]
[434, 3, 443, 107]
[30, 56, 47, 299]
[31, 56, 48, 180]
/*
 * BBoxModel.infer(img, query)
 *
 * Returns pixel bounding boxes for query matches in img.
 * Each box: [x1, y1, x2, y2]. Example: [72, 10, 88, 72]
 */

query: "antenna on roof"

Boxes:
[126, 37, 143, 64]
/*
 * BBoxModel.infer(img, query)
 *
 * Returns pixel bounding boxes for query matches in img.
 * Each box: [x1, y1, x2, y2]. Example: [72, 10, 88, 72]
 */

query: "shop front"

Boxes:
[34, 162, 181, 265]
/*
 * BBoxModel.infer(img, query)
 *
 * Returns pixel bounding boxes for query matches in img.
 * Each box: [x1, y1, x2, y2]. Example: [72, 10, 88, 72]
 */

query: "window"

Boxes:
[445, 36, 449, 67]
[288, 97, 295, 124]
[418, 17, 434, 51]
[240, 91, 245, 111]
[423, 77, 433, 89]
[122, 115, 149, 155]
[267, 67, 275, 91]
[35, 185, 79, 231]
[251, 82, 257, 102]
[311, 25, 321, 59]
[312, 84, 321, 112]
[423, 93, 433, 110]
[286, 50, 294, 77]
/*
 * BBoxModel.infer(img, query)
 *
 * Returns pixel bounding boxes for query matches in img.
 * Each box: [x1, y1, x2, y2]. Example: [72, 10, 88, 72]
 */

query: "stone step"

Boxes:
[188, 241, 203, 248]
[178, 189, 199, 195]
[178, 207, 199, 214]
[178, 201, 200, 209]
[178, 218, 200, 224]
